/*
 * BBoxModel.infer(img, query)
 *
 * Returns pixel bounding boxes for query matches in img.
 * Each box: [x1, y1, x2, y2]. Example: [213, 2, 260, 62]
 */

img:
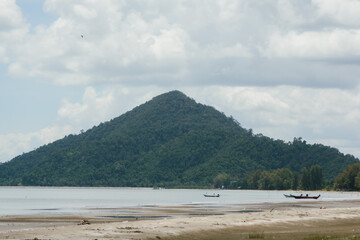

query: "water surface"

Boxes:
[1, 187, 359, 216]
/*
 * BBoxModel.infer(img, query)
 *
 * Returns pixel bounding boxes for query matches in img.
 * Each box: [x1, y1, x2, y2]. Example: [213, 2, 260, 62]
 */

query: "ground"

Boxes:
[1, 200, 360, 239]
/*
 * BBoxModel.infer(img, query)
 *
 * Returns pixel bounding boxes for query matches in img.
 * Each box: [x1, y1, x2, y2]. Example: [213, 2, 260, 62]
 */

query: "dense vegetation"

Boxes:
[217, 165, 323, 190]
[0, 90, 358, 188]
[334, 163, 360, 191]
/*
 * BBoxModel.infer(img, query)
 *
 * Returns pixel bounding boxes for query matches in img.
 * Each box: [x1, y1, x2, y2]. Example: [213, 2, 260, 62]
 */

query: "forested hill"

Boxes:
[0, 90, 358, 187]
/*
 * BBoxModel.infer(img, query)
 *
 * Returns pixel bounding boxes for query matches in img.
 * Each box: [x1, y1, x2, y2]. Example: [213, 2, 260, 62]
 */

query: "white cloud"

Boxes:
[1, 0, 360, 162]
[58, 86, 114, 127]
[0, 125, 73, 162]
[0, 0, 28, 63]
[184, 85, 360, 157]
[72, 4, 97, 20]
[0, 84, 169, 162]
[314, 0, 360, 26]
[3, 0, 359, 88]
[149, 28, 187, 59]
[57, 85, 165, 130]
[0, 0, 24, 30]
[7, 0, 193, 85]
[1, 84, 360, 162]
[264, 29, 360, 59]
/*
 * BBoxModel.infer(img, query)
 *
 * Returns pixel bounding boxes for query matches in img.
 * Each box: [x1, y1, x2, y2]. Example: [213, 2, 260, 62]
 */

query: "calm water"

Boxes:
[1, 187, 360, 216]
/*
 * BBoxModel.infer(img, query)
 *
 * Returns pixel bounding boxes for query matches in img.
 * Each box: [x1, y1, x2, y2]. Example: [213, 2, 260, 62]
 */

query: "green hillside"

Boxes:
[0, 90, 357, 187]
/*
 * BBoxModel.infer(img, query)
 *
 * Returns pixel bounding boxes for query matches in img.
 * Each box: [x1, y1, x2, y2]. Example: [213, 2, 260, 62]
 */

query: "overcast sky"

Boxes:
[1, 0, 360, 163]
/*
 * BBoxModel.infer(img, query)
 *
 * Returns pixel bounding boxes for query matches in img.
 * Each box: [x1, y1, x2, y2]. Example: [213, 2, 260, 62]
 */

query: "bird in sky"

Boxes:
[81, 35, 84, 38]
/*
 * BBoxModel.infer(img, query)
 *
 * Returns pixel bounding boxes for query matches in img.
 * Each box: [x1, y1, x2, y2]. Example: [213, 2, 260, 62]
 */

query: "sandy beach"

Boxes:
[1, 200, 360, 239]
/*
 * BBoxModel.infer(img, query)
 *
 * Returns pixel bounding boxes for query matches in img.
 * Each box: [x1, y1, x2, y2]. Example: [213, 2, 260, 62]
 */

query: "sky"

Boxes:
[1, 0, 360, 163]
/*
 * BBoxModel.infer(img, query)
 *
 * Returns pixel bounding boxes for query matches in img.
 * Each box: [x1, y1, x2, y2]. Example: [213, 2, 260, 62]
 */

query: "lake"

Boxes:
[1, 187, 360, 216]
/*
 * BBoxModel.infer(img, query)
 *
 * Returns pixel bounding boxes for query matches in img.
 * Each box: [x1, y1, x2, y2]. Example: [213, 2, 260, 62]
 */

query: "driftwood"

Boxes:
[78, 219, 91, 225]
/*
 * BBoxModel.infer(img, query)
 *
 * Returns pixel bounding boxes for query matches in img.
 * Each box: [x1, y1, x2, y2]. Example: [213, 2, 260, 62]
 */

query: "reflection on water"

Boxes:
[1, 187, 360, 216]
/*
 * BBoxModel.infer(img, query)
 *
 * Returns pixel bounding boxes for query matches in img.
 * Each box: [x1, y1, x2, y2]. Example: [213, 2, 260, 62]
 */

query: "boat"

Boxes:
[284, 194, 294, 198]
[292, 194, 320, 199]
[203, 193, 220, 197]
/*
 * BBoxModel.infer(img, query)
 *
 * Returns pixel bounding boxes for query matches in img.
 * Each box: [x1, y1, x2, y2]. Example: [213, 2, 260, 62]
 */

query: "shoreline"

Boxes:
[2, 199, 360, 239]
[3, 186, 360, 191]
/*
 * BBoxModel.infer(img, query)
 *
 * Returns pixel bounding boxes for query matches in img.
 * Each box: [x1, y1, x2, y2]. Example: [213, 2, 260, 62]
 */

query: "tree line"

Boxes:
[213, 163, 360, 191]
[333, 163, 360, 191]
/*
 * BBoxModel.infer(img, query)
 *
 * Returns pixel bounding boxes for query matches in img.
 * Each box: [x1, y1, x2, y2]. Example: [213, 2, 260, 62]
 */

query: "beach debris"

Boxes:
[78, 219, 91, 225]
[320, 206, 327, 209]
[116, 226, 143, 233]
[118, 227, 139, 230]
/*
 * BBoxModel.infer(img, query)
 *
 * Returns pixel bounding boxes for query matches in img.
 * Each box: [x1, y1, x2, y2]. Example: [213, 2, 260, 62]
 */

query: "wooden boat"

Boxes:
[283, 194, 294, 198]
[203, 193, 220, 197]
[292, 194, 320, 199]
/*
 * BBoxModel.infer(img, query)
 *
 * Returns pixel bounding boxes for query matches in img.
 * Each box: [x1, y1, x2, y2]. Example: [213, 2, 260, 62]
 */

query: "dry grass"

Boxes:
[151, 218, 360, 240]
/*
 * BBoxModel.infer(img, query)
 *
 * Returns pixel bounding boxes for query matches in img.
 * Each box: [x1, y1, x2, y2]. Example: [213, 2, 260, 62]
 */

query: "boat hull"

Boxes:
[284, 194, 320, 199]
[203, 194, 220, 197]
[293, 195, 320, 199]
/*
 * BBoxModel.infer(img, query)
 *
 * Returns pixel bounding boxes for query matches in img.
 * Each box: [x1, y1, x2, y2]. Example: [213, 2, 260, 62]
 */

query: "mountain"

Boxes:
[0, 90, 358, 187]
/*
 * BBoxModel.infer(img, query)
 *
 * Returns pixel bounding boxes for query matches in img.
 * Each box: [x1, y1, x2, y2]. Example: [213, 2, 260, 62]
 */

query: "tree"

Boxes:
[355, 172, 360, 189]
[242, 170, 262, 189]
[291, 172, 300, 190]
[242, 168, 297, 190]
[310, 165, 323, 190]
[213, 173, 231, 188]
[301, 165, 323, 190]
[258, 172, 271, 190]
[334, 163, 360, 190]
[301, 167, 311, 190]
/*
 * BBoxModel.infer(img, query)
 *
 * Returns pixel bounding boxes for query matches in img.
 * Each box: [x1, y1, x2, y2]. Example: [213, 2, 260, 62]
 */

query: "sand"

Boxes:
[1, 200, 360, 239]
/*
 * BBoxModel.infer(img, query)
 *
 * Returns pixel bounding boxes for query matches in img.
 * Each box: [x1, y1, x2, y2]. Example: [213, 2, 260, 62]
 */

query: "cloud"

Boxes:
[0, 85, 167, 162]
[58, 86, 114, 127]
[1, 84, 360, 162]
[313, 0, 360, 26]
[263, 29, 360, 60]
[1, 0, 358, 89]
[0, 0, 28, 63]
[0, 125, 73, 162]
[8, 1, 192, 85]
[0, 0, 25, 30]
[57, 85, 165, 129]
[184, 85, 360, 157]
[1, 0, 360, 162]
